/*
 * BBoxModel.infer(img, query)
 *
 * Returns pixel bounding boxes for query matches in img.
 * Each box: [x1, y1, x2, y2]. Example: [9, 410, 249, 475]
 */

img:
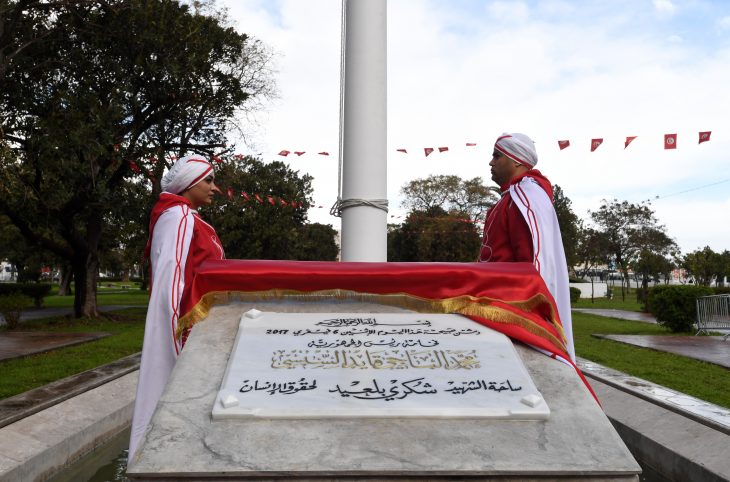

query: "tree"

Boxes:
[0, 0, 274, 317]
[588, 199, 677, 300]
[293, 223, 339, 261]
[553, 185, 581, 274]
[575, 226, 611, 301]
[400, 175, 499, 223]
[388, 206, 480, 262]
[632, 250, 673, 307]
[714, 250, 730, 287]
[201, 156, 339, 261]
[683, 246, 721, 286]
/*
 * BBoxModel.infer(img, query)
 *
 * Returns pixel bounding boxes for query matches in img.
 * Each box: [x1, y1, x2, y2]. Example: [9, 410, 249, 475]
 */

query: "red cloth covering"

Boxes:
[179, 259, 571, 362]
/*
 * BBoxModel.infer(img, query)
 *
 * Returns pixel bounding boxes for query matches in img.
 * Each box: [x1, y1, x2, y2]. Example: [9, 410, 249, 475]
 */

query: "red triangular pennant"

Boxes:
[438, 147, 449, 153]
[278, 150, 290, 157]
[625, 136, 637, 149]
[699, 131, 711, 144]
[294, 151, 305, 156]
[465, 142, 477, 147]
[558, 140, 570, 150]
[396, 148, 407, 153]
[318, 151, 330, 156]
[664, 133, 677, 149]
[424, 147, 434, 157]
[590, 138, 603, 152]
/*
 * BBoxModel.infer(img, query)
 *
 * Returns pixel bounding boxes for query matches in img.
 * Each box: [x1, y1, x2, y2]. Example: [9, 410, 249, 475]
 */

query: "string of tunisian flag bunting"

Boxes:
[561, 131, 711, 152]
[273, 132, 713, 158]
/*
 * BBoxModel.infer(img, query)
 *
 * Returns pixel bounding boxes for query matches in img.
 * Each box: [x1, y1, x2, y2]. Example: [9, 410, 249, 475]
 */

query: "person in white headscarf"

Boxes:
[478, 133, 575, 363]
[128, 155, 225, 462]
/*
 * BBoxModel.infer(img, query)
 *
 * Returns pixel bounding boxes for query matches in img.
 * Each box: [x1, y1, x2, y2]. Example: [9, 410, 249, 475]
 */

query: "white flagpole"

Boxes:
[339, 0, 388, 262]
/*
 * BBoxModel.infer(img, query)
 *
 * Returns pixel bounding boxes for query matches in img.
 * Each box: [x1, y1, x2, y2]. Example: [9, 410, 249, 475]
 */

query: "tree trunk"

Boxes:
[58, 263, 73, 296]
[72, 217, 102, 318]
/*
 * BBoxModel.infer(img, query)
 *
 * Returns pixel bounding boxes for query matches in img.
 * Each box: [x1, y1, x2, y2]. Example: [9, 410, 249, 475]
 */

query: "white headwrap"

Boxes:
[494, 133, 538, 168]
[161, 155, 214, 194]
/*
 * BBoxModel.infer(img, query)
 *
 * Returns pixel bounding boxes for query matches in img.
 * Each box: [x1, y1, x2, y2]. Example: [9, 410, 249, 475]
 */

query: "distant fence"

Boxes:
[569, 282, 608, 299]
[696, 294, 730, 340]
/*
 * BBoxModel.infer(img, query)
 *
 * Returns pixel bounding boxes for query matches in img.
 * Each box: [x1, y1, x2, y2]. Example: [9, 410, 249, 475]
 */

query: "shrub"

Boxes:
[713, 286, 730, 295]
[0, 292, 33, 329]
[569, 287, 581, 303]
[647, 285, 714, 332]
[0, 283, 52, 307]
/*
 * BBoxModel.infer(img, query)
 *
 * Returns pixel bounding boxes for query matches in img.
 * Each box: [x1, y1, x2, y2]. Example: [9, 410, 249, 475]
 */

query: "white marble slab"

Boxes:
[212, 311, 549, 419]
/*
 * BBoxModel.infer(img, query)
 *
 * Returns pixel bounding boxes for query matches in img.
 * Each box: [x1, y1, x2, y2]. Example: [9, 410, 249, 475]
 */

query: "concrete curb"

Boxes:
[0, 353, 140, 429]
[0, 372, 137, 482]
[589, 377, 730, 482]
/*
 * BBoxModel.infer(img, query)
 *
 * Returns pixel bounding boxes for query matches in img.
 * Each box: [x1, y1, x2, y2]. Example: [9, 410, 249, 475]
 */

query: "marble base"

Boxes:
[127, 300, 640, 480]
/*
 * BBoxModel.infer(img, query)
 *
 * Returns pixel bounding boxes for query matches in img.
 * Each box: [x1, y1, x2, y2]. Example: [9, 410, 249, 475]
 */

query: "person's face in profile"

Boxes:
[184, 175, 220, 208]
[489, 150, 517, 186]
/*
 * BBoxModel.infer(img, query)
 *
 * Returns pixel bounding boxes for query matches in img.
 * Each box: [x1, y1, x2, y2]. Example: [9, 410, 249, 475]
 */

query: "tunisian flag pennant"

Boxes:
[424, 147, 434, 157]
[590, 138, 603, 152]
[558, 140, 570, 150]
[294, 151, 305, 156]
[396, 148, 407, 153]
[466, 142, 477, 147]
[278, 150, 290, 157]
[438, 147, 449, 153]
[699, 131, 711, 144]
[664, 133, 677, 149]
[318, 151, 330, 156]
[254, 194, 263, 203]
[241, 192, 250, 201]
[267, 196, 275, 205]
[625, 136, 637, 149]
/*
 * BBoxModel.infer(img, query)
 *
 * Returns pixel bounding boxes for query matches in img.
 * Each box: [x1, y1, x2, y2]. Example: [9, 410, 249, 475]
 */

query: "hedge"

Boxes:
[0, 283, 52, 308]
[569, 287, 581, 303]
[647, 284, 714, 332]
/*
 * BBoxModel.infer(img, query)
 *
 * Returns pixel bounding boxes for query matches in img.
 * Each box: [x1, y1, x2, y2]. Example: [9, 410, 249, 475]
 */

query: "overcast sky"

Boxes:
[218, 0, 730, 254]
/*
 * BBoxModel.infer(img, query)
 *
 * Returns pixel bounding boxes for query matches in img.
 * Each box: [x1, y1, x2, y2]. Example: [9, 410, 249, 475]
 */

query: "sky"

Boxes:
[217, 0, 730, 255]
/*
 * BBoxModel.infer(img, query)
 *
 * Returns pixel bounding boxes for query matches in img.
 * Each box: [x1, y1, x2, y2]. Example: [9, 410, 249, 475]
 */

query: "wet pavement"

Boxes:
[0, 331, 111, 361]
[595, 334, 730, 368]
[573, 308, 658, 323]
[0, 305, 146, 325]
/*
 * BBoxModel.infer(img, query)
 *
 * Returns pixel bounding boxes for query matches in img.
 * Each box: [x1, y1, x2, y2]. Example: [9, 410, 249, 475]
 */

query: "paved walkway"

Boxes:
[0, 304, 145, 325]
[573, 308, 658, 323]
[574, 308, 730, 369]
[0, 331, 110, 361]
[595, 334, 730, 368]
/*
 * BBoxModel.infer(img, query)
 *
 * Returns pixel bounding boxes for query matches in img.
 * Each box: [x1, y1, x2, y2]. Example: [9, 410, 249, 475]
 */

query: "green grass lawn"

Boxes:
[572, 287, 644, 312]
[42, 283, 149, 308]
[0, 307, 146, 398]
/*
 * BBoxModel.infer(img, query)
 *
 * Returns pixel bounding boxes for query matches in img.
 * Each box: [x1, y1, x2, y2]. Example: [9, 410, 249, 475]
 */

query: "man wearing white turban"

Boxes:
[129, 155, 225, 461]
[479, 133, 575, 363]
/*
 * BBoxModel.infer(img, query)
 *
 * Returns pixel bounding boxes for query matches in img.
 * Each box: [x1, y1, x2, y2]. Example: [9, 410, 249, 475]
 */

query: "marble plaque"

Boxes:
[212, 311, 549, 420]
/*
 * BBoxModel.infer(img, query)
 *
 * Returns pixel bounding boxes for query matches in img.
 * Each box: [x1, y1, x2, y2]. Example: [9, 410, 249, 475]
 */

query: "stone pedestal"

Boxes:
[126, 300, 640, 480]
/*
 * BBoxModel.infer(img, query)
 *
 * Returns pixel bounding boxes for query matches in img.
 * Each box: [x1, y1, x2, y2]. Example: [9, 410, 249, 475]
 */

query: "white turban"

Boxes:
[161, 155, 214, 195]
[494, 132, 538, 168]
